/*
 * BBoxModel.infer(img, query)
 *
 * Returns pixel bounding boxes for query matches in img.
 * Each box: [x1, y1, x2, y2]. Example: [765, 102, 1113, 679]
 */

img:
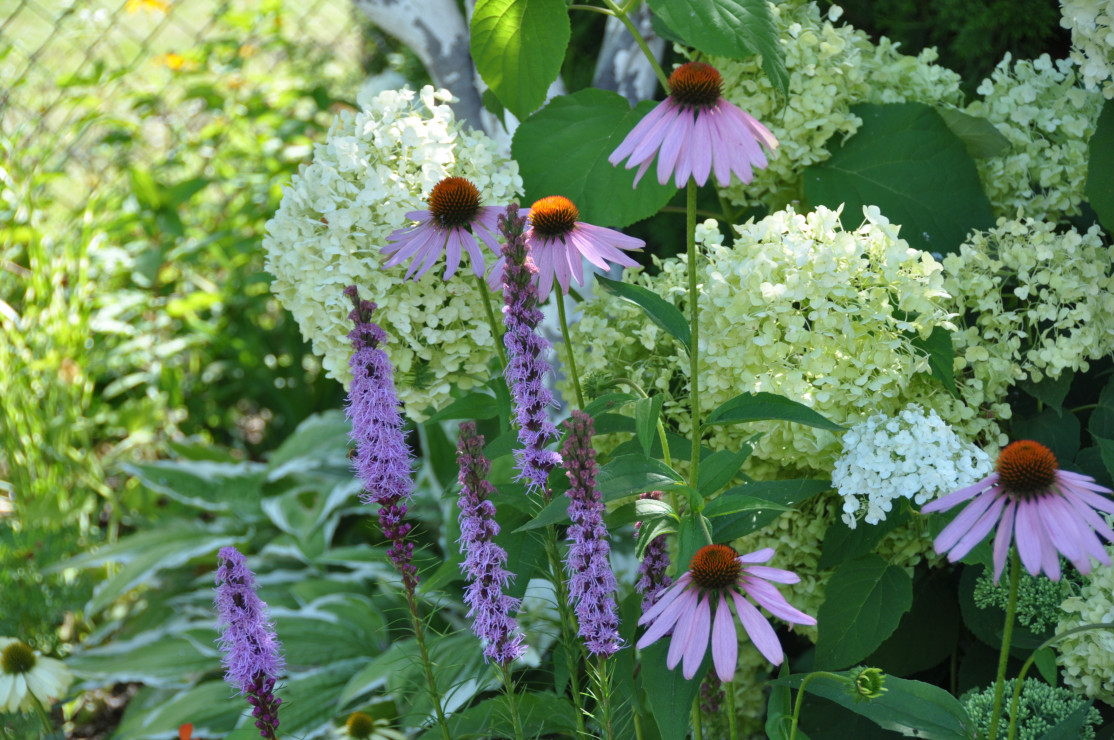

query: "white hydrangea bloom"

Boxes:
[832, 404, 993, 528]
[1056, 547, 1114, 703]
[565, 204, 1003, 475]
[1059, 0, 1114, 98]
[709, 0, 963, 211]
[942, 216, 1114, 409]
[263, 86, 522, 419]
[965, 53, 1104, 222]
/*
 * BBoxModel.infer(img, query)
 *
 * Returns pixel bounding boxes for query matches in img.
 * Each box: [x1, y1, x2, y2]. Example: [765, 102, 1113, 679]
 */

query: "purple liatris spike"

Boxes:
[499, 204, 563, 496]
[561, 411, 621, 656]
[344, 286, 418, 591]
[456, 421, 527, 665]
[214, 546, 284, 740]
[634, 491, 673, 612]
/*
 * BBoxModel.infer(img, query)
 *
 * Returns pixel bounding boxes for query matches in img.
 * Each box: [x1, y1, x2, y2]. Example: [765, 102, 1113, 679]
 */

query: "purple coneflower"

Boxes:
[498, 204, 563, 495]
[922, 439, 1114, 582]
[637, 544, 815, 682]
[609, 61, 778, 188]
[344, 286, 418, 590]
[456, 421, 527, 665]
[634, 491, 673, 612]
[562, 411, 621, 657]
[214, 546, 284, 740]
[381, 176, 505, 281]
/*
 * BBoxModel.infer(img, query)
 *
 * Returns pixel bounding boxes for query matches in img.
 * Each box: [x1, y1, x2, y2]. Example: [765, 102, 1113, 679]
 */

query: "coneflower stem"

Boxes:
[726, 679, 738, 740]
[685, 179, 701, 490]
[498, 664, 525, 740]
[988, 548, 1021, 740]
[556, 289, 585, 409]
[475, 273, 507, 370]
[692, 696, 704, 740]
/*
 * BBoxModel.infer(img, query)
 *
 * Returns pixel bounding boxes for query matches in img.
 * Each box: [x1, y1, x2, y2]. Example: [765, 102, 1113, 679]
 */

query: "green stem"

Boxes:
[692, 695, 704, 740]
[594, 656, 616, 740]
[544, 525, 588, 736]
[726, 679, 738, 740]
[406, 591, 453, 740]
[499, 664, 526, 740]
[685, 180, 701, 490]
[788, 672, 848, 740]
[557, 289, 585, 410]
[988, 548, 1021, 740]
[476, 273, 507, 370]
[601, 0, 670, 90]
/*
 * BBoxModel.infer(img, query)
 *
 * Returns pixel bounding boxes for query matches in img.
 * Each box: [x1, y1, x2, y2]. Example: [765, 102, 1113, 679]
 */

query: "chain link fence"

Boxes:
[0, 0, 367, 209]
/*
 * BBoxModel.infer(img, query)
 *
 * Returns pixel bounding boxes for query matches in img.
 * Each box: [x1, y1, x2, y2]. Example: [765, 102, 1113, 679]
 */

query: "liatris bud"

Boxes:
[699, 673, 724, 715]
[634, 491, 673, 612]
[344, 286, 418, 591]
[561, 410, 621, 656]
[214, 546, 284, 740]
[498, 204, 562, 496]
[456, 422, 527, 665]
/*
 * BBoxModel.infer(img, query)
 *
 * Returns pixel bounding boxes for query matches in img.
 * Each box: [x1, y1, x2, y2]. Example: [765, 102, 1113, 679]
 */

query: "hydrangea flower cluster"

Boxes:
[568, 205, 992, 476]
[1059, 0, 1114, 98]
[707, 0, 963, 210]
[263, 86, 522, 419]
[964, 53, 1104, 222]
[833, 404, 992, 528]
[942, 217, 1114, 405]
[1056, 549, 1114, 701]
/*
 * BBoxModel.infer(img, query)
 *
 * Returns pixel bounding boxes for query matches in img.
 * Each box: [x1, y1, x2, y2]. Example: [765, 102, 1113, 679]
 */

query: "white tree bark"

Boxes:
[592, 5, 666, 104]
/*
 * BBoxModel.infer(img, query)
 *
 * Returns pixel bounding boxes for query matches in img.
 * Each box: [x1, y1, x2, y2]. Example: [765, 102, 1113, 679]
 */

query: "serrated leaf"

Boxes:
[512, 88, 678, 227]
[814, 555, 914, 670]
[768, 672, 976, 740]
[804, 102, 994, 254]
[936, 106, 1011, 158]
[634, 394, 665, 456]
[705, 391, 843, 430]
[596, 274, 691, 350]
[911, 325, 958, 398]
[471, 0, 570, 120]
[648, 0, 787, 97]
[1087, 97, 1114, 233]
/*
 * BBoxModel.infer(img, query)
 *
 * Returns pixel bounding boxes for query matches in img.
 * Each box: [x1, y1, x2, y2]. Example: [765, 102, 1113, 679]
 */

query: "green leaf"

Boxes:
[583, 391, 637, 418]
[67, 625, 217, 689]
[512, 89, 678, 227]
[814, 555, 914, 670]
[426, 391, 501, 422]
[1094, 436, 1114, 485]
[597, 453, 686, 500]
[470, 0, 570, 120]
[648, 0, 788, 97]
[703, 493, 791, 519]
[596, 274, 691, 350]
[634, 394, 666, 457]
[697, 444, 754, 496]
[1012, 407, 1080, 464]
[111, 682, 245, 740]
[128, 167, 166, 210]
[910, 325, 958, 398]
[1017, 369, 1074, 413]
[711, 479, 830, 541]
[1086, 97, 1114, 233]
[768, 672, 976, 740]
[804, 102, 994, 254]
[705, 391, 843, 430]
[864, 571, 959, 676]
[1088, 376, 1114, 439]
[120, 459, 267, 520]
[819, 508, 911, 570]
[640, 640, 708, 740]
[266, 409, 352, 474]
[427, 691, 579, 739]
[765, 662, 798, 740]
[936, 107, 1011, 158]
[676, 508, 711, 575]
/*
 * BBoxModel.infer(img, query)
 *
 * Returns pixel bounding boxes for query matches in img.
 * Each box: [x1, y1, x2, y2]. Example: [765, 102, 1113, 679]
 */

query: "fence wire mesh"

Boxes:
[0, 0, 366, 209]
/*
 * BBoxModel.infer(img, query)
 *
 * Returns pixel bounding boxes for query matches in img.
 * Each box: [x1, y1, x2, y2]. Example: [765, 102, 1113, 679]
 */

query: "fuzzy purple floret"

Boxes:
[214, 546, 285, 740]
[562, 411, 621, 656]
[498, 205, 563, 496]
[344, 286, 418, 591]
[456, 421, 527, 665]
[634, 491, 674, 612]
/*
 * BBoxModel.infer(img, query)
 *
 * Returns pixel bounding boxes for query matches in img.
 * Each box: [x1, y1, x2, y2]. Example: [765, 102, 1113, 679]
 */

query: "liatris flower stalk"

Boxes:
[456, 421, 527, 665]
[343, 286, 452, 740]
[214, 546, 284, 740]
[635, 491, 674, 612]
[498, 204, 563, 496]
[562, 411, 621, 656]
[344, 286, 417, 590]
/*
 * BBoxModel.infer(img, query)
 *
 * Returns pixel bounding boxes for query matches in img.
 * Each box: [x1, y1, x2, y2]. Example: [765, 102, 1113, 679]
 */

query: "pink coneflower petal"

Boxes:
[667, 596, 701, 669]
[639, 572, 693, 626]
[744, 579, 817, 625]
[738, 548, 776, 564]
[933, 488, 1000, 553]
[731, 590, 783, 665]
[1058, 470, 1114, 493]
[637, 586, 694, 647]
[992, 500, 1017, 581]
[949, 495, 1007, 562]
[744, 565, 801, 585]
[683, 594, 712, 678]
[610, 101, 673, 165]
[690, 111, 714, 186]
[922, 475, 998, 513]
[711, 594, 737, 682]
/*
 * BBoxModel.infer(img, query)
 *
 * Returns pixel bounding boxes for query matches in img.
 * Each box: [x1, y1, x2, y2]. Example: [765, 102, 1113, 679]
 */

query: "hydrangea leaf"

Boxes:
[910, 325, 959, 398]
[1011, 407, 1081, 464]
[936, 107, 1011, 158]
[863, 572, 959, 676]
[814, 555, 913, 670]
[818, 508, 911, 570]
[705, 391, 844, 430]
[512, 89, 678, 228]
[1017, 369, 1074, 415]
[648, 0, 788, 97]
[595, 275, 691, 351]
[804, 102, 994, 254]
[768, 671, 976, 740]
[471, 0, 570, 121]
[1086, 98, 1114, 233]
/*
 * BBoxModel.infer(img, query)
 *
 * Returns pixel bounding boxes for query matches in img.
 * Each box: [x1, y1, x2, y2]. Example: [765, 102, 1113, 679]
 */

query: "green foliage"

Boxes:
[804, 102, 994, 254]
[961, 679, 1101, 740]
[1086, 98, 1114, 233]
[814, 556, 913, 670]
[973, 566, 1073, 634]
